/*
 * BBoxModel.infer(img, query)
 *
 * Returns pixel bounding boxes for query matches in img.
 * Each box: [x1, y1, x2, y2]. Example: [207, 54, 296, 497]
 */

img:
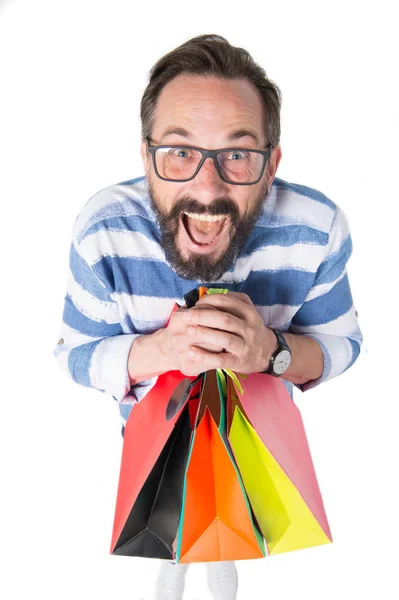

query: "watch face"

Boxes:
[274, 350, 291, 375]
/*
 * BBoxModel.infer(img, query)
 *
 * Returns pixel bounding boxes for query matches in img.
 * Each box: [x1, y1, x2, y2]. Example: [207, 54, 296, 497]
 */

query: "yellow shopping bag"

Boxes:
[225, 372, 332, 556]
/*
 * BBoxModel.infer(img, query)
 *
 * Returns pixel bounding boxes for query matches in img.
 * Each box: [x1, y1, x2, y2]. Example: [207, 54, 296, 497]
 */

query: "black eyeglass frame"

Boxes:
[146, 137, 273, 186]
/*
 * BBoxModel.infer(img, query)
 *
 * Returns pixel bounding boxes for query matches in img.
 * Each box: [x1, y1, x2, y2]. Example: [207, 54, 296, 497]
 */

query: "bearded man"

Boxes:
[53, 34, 362, 600]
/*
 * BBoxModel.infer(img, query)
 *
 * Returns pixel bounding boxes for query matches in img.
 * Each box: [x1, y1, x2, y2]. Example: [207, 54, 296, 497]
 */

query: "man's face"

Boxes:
[141, 74, 282, 281]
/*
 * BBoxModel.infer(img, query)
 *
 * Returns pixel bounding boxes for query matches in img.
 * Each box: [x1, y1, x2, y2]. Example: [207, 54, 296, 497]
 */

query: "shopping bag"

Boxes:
[226, 372, 333, 556]
[176, 369, 266, 563]
[110, 370, 201, 558]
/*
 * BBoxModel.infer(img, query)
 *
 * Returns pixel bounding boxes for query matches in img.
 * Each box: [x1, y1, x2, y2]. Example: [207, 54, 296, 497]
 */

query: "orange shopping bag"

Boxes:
[176, 369, 265, 563]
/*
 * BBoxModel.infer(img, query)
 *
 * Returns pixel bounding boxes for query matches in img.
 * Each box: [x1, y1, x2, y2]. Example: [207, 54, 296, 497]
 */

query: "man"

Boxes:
[53, 34, 362, 600]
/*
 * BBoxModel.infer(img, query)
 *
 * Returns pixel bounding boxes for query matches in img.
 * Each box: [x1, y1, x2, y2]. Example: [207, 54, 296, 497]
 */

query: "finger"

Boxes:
[170, 306, 189, 323]
[225, 291, 253, 306]
[192, 341, 225, 353]
[188, 346, 240, 370]
[188, 325, 245, 355]
[203, 291, 253, 305]
[169, 306, 196, 332]
[195, 292, 254, 321]
[183, 306, 244, 335]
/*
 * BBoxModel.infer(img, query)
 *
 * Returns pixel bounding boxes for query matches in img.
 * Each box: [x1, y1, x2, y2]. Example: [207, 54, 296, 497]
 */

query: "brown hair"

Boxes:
[140, 34, 282, 148]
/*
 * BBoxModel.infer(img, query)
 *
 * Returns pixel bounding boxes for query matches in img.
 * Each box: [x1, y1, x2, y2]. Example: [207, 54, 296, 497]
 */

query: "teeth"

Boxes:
[183, 212, 226, 222]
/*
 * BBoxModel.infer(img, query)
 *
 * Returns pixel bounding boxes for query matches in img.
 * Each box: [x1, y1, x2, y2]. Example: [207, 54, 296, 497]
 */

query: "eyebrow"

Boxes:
[159, 127, 261, 146]
[227, 129, 260, 145]
[159, 127, 190, 141]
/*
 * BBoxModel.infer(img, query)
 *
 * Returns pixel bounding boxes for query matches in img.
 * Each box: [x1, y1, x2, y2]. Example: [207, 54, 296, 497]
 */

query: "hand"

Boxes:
[179, 291, 279, 374]
[158, 305, 225, 378]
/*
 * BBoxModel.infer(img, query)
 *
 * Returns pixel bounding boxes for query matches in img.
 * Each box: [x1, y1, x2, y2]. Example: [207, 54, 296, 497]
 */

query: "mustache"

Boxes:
[163, 196, 240, 224]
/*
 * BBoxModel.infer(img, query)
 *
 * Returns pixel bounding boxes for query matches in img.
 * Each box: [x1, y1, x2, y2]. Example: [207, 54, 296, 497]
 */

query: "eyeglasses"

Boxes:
[146, 137, 272, 186]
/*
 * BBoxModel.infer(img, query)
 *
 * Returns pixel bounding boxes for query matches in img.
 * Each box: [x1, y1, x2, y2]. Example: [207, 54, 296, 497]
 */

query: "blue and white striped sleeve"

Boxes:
[289, 205, 363, 392]
[52, 238, 139, 402]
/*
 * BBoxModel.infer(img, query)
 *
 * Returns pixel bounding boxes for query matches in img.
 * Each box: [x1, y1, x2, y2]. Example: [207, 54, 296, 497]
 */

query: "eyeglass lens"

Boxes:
[154, 147, 264, 183]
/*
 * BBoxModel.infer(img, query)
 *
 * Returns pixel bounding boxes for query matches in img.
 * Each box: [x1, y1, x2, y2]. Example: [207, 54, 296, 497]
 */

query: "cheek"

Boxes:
[160, 191, 174, 213]
[234, 191, 254, 218]
[162, 184, 191, 215]
[149, 176, 175, 213]
[243, 185, 267, 216]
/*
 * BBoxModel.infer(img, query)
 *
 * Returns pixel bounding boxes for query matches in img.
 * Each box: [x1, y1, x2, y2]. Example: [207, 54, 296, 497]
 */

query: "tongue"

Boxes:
[184, 215, 225, 245]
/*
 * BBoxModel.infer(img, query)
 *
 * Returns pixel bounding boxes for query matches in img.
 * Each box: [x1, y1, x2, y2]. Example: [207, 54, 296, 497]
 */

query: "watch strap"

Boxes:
[261, 328, 291, 375]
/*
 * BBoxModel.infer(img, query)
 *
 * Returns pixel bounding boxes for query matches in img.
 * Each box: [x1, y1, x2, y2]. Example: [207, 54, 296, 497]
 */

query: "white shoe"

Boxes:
[154, 560, 190, 600]
[206, 561, 238, 600]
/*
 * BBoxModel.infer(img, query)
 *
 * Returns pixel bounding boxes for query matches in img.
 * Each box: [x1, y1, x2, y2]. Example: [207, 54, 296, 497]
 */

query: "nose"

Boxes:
[189, 156, 229, 203]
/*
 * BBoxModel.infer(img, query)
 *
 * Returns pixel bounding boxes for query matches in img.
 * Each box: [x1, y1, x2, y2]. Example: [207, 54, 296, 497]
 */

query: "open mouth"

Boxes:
[181, 211, 229, 249]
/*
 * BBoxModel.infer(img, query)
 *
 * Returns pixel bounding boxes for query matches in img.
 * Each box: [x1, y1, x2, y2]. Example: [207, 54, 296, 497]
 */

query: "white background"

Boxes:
[1, 1, 398, 599]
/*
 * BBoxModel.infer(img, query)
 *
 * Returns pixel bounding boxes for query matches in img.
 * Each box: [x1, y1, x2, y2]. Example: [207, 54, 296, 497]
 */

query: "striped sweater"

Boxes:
[53, 175, 363, 426]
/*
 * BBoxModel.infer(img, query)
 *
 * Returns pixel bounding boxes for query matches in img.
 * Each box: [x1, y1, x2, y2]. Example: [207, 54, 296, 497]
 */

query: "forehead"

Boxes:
[152, 74, 266, 145]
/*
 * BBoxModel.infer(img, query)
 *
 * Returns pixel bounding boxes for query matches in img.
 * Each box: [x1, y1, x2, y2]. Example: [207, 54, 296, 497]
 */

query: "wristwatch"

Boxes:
[261, 329, 292, 377]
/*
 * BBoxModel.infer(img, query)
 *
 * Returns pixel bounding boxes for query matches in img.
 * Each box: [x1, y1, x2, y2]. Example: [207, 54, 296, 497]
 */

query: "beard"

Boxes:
[147, 178, 270, 282]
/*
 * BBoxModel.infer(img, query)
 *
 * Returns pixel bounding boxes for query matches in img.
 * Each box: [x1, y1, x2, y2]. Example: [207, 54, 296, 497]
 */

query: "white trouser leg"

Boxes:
[206, 561, 238, 600]
[154, 560, 190, 600]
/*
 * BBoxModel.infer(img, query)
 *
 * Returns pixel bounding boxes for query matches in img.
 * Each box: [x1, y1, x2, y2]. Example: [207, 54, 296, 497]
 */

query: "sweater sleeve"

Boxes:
[52, 237, 140, 403]
[288, 205, 363, 392]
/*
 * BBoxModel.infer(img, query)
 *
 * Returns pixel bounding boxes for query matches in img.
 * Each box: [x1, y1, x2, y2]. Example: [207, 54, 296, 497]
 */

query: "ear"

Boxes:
[140, 140, 149, 173]
[266, 145, 282, 187]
